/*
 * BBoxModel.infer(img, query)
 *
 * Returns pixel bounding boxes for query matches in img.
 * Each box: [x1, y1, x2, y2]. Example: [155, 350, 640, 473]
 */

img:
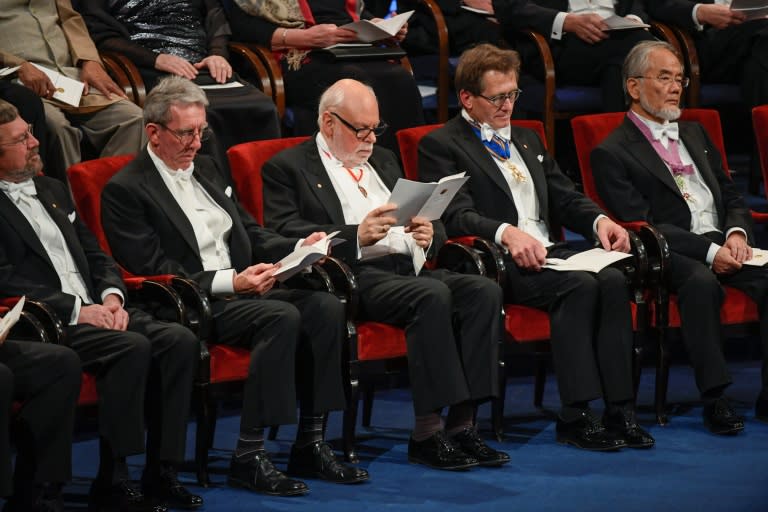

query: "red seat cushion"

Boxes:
[78, 373, 99, 406]
[357, 322, 408, 361]
[209, 345, 252, 384]
[504, 305, 551, 342]
[665, 286, 759, 327]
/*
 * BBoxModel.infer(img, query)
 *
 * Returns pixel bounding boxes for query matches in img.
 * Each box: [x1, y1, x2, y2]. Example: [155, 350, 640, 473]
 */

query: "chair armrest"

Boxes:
[661, 25, 700, 107]
[0, 297, 66, 344]
[123, 276, 187, 326]
[417, 0, 450, 122]
[228, 42, 284, 117]
[517, 28, 556, 150]
[434, 239, 487, 277]
[100, 51, 146, 106]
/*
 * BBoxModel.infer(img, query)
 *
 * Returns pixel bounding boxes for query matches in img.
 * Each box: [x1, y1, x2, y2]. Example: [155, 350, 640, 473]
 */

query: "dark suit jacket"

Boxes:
[101, 149, 298, 293]
[591, 115, 753, 263]
[261, 138, 447, 265]
[418, 116, 604, 244]
[0, 176, 125, 321]
[492, 0, 648, 39]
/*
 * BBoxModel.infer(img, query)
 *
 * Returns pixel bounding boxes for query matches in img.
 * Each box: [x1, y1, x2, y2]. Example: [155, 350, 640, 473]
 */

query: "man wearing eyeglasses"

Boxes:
[418, 44, 652, 452]
[262, 78, 510, 471]
[101, 75, 367, 497]
[593, 40, 768, 431]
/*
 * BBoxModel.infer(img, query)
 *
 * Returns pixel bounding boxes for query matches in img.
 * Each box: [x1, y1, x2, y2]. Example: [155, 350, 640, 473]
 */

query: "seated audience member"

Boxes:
[0, 0, 144, 182]
[261, 78, 511, 469]
[418, 44, 653, 451]
[0, 82, 49, 178]
[0, 315, 81, 512]
[591, 40, 768, 430]
[0, 99, 200, 512]
[226, 0, 425, 153]
[491, 0, 657, 112]
[648, 0, 768, 108]
[101, 76, 365, 496]
[75, 0, 281, 149]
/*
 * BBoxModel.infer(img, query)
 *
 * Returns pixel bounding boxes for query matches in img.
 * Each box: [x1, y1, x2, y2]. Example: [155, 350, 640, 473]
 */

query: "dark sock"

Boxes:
[295, 413, 325, 448]
[112, 458, 130, 485]
[412, 412, 443, 442]
[702, 385, 727, 404]
[445, 402, 475, 436]
[560, 401, 590, 422]
[234, 428, 265, 461]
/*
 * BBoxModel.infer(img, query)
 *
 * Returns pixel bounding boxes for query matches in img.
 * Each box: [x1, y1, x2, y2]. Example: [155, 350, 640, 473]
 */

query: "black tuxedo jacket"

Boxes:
[261, 138, 447, 265]
[492, 0, 648, 38]
[0, 176, 125, 321]
[101, 149, 298, 294]
[418, 116, 604, 244]
[591, 115, 753, 263]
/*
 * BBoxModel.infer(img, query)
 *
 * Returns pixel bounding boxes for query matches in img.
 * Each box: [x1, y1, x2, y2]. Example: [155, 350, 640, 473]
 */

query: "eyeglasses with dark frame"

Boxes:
[157, 123, 212, 145]
[478, 90, 523, 109]
[0, 124, 34, 147]
[631, 74, 690, 88]
[330, 112, 388, 140]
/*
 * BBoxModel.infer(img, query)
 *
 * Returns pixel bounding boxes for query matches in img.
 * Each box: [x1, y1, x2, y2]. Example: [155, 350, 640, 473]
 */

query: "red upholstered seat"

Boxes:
[78, 373, 99, 406]
[356, 322, 408, 361]
[208, 345, 253, 384]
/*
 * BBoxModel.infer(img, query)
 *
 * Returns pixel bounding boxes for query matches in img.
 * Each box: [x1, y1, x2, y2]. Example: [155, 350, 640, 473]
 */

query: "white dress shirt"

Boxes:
[551, 0, 643, 40]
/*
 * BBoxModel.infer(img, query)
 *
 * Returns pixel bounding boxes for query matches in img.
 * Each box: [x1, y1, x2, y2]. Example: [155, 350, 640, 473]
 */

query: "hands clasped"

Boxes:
[79, 294, 128, 331]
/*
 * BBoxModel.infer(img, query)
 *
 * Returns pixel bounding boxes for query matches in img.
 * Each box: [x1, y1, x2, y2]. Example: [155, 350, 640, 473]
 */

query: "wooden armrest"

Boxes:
[0, 298, 66, 344]
[418, 0, 450, 122]
[661, 25, 700, 107]
[123, 276, 187, 325]
[435, 239, 487, 278]
[228, 42, 284, 117]
[518, 28, 557, 150]
[100, 51, 146, 106]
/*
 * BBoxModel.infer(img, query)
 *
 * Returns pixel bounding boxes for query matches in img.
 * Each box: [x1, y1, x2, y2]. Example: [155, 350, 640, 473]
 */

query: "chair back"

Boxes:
[752, 105, 768, 188]
[67, 154, 136, 254]
[227, 137, 310, 223]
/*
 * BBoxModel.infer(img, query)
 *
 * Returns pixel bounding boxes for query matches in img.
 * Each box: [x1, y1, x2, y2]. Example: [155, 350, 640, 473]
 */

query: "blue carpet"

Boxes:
[45, 358, 768, 511]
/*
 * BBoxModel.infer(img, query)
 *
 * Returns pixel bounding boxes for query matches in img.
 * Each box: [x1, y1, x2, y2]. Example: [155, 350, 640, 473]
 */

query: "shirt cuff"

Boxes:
[100, 288, 124, 305]
[692, 4, 705, 31]
[495, 222, 511, 247]
[552, 13, 567, 40]
[212, 269, 236, 295]
[592, 214, 607, 236]
[725, 227, 748, 245]
[69, 296, 82, 326]
[706, 242, 720, 267]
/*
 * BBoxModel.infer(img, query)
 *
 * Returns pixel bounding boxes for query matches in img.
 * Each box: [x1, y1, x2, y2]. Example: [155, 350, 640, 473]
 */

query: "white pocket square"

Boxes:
[68, 211, 76, 223]
[225, 186, 232, 197]
[537, 154, 544, 163]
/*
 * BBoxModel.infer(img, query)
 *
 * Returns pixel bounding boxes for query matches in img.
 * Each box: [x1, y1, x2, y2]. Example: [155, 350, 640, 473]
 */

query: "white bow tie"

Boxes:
[478, 123, 512, 143]
[170, 168, 194, 184]
[0, 179, 37, 203]
[650, 122, 679, 141]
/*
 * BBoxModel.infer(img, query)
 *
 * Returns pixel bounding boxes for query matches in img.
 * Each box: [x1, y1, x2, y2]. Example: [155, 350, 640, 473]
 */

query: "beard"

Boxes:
[6, 150, 43, 182]
[639, 95, 681, 122]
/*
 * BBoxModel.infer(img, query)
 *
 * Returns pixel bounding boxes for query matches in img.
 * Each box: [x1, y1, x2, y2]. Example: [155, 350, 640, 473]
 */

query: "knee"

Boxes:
[53, 345, 82, 379]
[416, 279, 453, 313]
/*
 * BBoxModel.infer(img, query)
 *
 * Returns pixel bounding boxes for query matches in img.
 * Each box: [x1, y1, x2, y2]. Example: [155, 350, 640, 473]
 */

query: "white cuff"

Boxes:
[725, 227, 748, 245]
[592, 214, 607, 236]
[100, 288, 124, 305]
[552, 12, 568, 40]
[706, 242, 720, 267]
[495, 222, 511, 247]
[212, 269, 236, 295]
[692, 4, 705, 31]
[70, 296, 82, 326]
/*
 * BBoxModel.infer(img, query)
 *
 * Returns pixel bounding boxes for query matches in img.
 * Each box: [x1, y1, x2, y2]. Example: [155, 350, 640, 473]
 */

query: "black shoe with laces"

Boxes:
[288, 441, 369, 483]
[228, 451, 309, 496]
[603, 405, 655, 449]
[450, 426, 511, 466]
[88, 479, 167, 512]
[703, 397, 745, 435]
[556, 409, 626, 451]
[142, 468, 203, 509]
[408, 431, 479, 470]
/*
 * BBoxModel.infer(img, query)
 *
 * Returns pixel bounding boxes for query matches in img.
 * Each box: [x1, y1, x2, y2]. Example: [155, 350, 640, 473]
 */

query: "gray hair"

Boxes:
[316, 79, 377, 128]
[143, 75, 209, 125]
[622, 40, 682, 98]
[0, 99, 19, 126]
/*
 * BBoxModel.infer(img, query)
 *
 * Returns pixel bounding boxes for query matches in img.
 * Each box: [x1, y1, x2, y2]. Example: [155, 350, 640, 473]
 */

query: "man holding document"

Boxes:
[262, 78, 509, 471]
[419, 45, 653, 451]
[101, 76, 366, 496]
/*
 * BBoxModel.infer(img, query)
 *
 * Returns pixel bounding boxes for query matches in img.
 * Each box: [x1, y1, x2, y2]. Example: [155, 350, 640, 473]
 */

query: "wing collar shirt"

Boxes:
[0, 178, 123, 325]
[148, 145, 237, 295]
[315, 133, 427, 274]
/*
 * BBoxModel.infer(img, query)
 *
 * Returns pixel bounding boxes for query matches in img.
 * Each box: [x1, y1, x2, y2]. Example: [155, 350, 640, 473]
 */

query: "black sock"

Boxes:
[560, 401, 590, 422]
[295, 414, 325, 448]
[445, 402, 475, 436]
[702, 385, 727, 404]
[234, 428, 265, 461]
[412, 412, 444, 442]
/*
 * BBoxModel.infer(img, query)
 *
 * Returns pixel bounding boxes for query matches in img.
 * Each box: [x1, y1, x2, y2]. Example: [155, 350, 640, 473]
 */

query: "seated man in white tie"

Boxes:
[592, 40, 768, 431]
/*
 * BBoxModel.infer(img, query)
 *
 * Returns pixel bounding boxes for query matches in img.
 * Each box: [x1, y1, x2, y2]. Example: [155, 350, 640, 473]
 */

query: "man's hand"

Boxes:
[463, 0, 494, 13]
[501, 225, 547, 271]
[697, 4, 746, 29]
[563, 13, 609, 44]
[155, 53, 198, 80]
[404, 216, 433, 248]
[302, 231, 328, 247]
[80, 60, 127, 99]
[724, 231, 752, 263]
[596, 217, 630, 253]
[195, 55, 232, 84]
[18, 62, 56, 99]
[358, 203, 398, 247]
[78, 304, 119, 329]
[712, 246, 742, 275]
[102, 294, 129, 331]
[233, 263, 278, 295]
[301, 24, 359, 47]
[371, 17, 409, 42]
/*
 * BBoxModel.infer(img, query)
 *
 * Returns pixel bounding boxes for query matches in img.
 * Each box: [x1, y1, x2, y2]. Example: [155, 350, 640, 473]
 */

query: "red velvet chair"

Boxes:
[67, 155, 250, 485]
[571, 109, 761, 424]
[752, 105, 768, 195]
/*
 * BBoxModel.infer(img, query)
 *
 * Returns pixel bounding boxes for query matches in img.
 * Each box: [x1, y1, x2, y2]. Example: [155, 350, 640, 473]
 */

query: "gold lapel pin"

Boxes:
[317, 183, 323, 188]
[523, 144, 528, 149]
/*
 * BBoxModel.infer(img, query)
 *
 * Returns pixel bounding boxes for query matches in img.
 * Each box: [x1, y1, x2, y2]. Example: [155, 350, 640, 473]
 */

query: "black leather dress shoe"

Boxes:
[228, 451, 309, 496]
[288, 441, 369, 483]
[755, 397, 768, 423]
[408, 431, 479, 470]
[450, 427, 511, 467]
[88, 480, 167, 512]
[556, 410, 626, 451]
[142, 470, 203, 509]
[703, 397, 745, 434]
[603, 405, 655, 449]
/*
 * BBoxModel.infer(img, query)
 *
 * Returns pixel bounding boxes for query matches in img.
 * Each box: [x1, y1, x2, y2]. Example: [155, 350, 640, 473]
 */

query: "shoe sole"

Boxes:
[407, 456, 479, 471]
[288, 470, 370, 484]
[705, 424, 745, 435]
[226, 477, 310, 497]
[556, 437, 625, 452]
[477, 458, 512, 467]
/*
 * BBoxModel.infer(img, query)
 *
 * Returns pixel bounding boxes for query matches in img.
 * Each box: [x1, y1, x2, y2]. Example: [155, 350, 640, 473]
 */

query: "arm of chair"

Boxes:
[228, 42, 284, 117]
[122, 275, 187, 326]
[417, 0, 450, 123]
[0, 297, 66, 344]
[517, 28, 557, 151]
[100, 50, 146, 106]
[661, 24, 700, 107]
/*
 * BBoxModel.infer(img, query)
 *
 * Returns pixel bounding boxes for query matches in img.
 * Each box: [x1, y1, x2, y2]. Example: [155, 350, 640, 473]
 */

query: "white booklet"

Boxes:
[730, 0, 768, 20]
[273, 231, 345, 282]
[340, 10, 414, 42]
[26, 63, 84, 107]
[387, 172, 469, 226]
[0, 296, 25, 343]
[602, 15, 650, 31]
[543, 248, 632, 273]
[744, 247, 768, 267]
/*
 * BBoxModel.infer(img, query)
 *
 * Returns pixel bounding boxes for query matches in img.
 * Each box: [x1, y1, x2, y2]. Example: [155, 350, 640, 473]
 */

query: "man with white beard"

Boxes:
[592, 40, 768, 432]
